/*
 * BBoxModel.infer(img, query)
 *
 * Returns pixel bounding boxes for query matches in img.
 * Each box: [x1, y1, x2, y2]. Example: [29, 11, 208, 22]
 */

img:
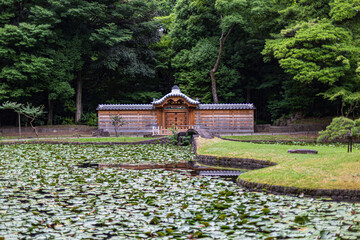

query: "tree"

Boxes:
[111, 115, 126, 137]
[317, 116, 360, 152]
[210, 0, 248, 103]
[262, 0, 360, 117]
[0, 0, 160, 126]
[0, 102, 45, 138]
[168, 0, 245, 103]
[167, 0, 288, 113]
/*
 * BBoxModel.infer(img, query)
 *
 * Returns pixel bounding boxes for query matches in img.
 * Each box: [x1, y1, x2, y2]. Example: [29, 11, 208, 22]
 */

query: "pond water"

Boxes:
[0, 144, 359, 239]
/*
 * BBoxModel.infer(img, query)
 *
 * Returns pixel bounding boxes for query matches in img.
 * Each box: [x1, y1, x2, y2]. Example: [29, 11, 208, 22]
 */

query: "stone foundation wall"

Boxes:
[237, 179, 360, 202]
[195, 154, 276, 170]
[255, 124, 327, 133]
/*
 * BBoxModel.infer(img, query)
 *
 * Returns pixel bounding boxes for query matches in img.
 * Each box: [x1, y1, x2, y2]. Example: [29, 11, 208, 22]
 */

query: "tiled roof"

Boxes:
[152, 85, 200, 105]
[97, 104, 153, 111]
[97, 86, 256, 111]
[198, 103, 255, 110]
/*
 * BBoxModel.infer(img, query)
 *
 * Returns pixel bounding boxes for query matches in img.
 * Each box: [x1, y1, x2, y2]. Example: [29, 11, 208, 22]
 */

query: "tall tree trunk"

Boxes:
[47, 95, 53, 125]
[18, 113, 21, 138]
[210, 25, 235, 104]
[75, 72, 83, 123]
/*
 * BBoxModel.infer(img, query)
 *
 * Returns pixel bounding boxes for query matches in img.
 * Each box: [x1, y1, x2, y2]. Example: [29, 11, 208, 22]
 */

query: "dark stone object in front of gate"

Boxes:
[92, 129, 110, 137]
[288, 149, 318, 154]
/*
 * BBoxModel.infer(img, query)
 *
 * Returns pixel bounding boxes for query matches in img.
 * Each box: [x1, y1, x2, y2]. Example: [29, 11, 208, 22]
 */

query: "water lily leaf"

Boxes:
[294, 215, 310, 225]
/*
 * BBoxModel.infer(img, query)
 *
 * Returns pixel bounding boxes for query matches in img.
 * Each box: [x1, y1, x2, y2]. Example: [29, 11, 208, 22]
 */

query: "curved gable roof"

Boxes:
[152, 85, 200, 105]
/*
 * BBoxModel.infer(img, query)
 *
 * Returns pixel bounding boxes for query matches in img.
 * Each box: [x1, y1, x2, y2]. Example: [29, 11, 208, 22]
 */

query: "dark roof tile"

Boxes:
[97, 104, 153, 111]
[198, 103, 255, 110]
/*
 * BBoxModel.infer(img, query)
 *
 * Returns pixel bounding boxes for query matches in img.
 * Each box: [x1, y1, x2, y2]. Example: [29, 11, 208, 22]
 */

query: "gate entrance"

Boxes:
[165, 112, 187, 128]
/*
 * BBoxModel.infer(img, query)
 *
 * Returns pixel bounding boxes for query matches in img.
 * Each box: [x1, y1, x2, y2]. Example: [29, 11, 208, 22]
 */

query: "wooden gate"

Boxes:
[165, 112, 187, 128]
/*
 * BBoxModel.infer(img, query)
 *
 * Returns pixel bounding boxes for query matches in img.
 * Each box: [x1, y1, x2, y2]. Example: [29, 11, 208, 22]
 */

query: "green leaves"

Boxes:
[317, 116, 355, 142]
[0, 144, 359, 238]
[264, 19, 354, 84]
[90, 23, 133, 46]
[262, 1, 360, 118]
[330, 0, 360, 22]
[294, 215, 310, 225]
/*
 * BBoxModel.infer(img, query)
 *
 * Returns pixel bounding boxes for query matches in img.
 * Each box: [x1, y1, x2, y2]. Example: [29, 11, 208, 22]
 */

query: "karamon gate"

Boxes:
[97, 86, 255, 135]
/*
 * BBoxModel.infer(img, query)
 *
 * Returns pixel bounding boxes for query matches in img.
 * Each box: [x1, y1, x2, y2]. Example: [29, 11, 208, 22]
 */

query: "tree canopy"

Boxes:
[1, 0, 360, 126]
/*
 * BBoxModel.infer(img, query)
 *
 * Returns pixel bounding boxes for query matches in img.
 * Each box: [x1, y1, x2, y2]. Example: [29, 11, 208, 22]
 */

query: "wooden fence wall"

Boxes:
[195, 110, 254, 133]
[98, 109, 254, 135]
[98, 110, 156, 134]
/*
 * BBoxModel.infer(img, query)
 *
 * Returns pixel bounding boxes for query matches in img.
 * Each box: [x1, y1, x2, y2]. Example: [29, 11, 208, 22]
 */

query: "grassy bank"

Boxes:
[197, 138, 360, 190]
[0, 136, 159, 143]
[222, 134, 318, 142]
[46, 136, 159, 142]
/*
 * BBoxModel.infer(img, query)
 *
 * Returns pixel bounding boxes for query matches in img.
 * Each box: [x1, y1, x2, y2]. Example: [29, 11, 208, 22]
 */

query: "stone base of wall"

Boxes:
[255, 124, 327, 133]
[237, 179, 360, 202]
[195, 154, 276, 170]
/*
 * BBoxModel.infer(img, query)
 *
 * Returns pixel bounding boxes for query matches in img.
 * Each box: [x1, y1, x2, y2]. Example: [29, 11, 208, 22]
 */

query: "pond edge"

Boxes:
[193, 137, 360, 202]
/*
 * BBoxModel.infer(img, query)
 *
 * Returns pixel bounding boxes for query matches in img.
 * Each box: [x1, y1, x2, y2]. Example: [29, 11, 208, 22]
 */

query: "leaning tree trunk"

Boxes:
[75, 73, 83, 124]
[29, 118, 39, 138]
[22, 114, 39, 138]
[209, 25, 235, 104]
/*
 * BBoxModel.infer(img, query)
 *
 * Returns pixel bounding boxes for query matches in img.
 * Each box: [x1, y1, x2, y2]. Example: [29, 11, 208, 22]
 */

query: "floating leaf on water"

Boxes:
[294, 215, 310, 225]
[262, 208, 271, 215]
[149, 217, 160, 225]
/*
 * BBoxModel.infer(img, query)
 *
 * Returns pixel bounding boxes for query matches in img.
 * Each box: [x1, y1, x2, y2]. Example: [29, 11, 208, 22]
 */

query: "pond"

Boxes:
[0, 144, 359, 239]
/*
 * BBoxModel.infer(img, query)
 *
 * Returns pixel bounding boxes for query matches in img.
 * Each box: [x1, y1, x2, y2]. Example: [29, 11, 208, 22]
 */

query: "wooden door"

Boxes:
[165, 112, 187, 128]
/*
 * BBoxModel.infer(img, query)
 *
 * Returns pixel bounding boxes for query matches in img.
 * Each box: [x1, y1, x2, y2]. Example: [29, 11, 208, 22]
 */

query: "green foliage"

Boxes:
[0, 0, 159, 125]
[263, 19, 355, 84]
[111, 115, 126, 137]
[1, 144, 358, 239]
[2, 0, 360, 125]
[294, 215, 310, 225]
[78, 113, 98, 127]
[317, 117, 357, 142]
[167, 124, 179, 145]
[0, 101, 44, 120]
[330, 0, 360, 22]
[263, 0, 360, 118]
[0, 101, 45, 137]
[61, 117, 75, 125]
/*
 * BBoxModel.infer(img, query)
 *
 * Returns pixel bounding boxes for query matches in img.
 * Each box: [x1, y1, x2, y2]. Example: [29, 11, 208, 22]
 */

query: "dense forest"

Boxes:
[0, 0, 359, 126]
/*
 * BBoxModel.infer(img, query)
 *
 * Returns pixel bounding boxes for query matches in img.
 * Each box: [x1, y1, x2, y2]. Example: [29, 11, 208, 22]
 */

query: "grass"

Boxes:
[196, 137, 360, 190]
[222, 134, 318, 142]
[44, 136, 159, 142]
[0, 136, 159, 143]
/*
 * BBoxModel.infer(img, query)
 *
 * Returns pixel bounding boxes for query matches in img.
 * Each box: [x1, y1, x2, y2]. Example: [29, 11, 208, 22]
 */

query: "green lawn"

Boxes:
[197, 138, 360, 190]
[0, 136, 159, 143]
[222, 134, 318, 142]
[48, 136, 159, 142]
